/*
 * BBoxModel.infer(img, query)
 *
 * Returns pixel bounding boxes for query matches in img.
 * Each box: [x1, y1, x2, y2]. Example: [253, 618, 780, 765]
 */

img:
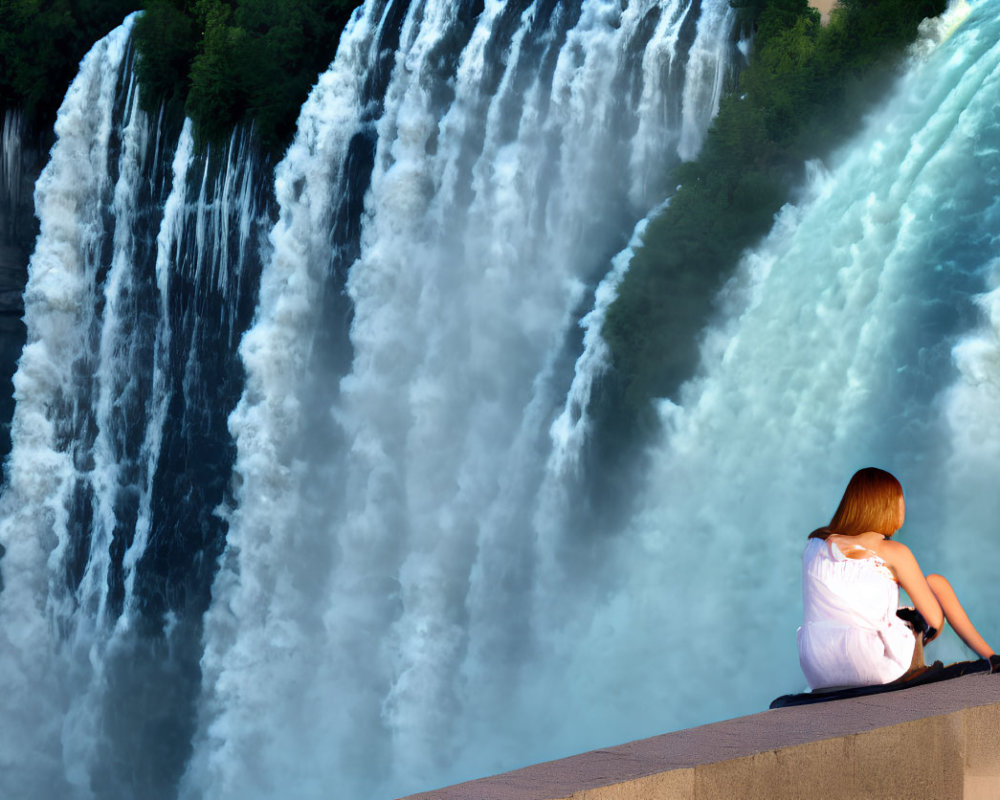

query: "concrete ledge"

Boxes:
[403, 673, 1000, 799]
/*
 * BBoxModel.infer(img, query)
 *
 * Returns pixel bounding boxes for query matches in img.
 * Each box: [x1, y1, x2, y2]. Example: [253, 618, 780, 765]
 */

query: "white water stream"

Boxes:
[191, 0, 735, 797]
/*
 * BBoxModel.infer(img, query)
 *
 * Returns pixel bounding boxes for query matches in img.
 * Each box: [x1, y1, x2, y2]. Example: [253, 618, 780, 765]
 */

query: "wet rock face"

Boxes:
[0, 117, 45, 304]
[0, 115, 47, 467]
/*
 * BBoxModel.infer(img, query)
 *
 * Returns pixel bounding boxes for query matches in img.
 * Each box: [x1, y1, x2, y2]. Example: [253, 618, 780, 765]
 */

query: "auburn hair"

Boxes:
[809, 467, 904, 540]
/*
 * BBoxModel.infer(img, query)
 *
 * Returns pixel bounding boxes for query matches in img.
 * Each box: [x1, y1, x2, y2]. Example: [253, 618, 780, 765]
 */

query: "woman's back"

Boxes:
[798, 536, 914, 690]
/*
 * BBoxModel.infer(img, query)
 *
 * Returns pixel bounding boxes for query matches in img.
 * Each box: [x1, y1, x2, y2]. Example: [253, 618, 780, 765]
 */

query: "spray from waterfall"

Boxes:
[192, 0, 736, 797]
[538, 0, 1000, 753]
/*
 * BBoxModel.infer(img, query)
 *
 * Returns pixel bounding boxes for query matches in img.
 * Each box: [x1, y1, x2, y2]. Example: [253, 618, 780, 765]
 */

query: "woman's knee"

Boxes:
[926, 573, 952, 593]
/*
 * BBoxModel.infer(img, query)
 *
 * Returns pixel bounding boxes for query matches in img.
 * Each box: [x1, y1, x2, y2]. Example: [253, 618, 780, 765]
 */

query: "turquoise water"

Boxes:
[556, 0, 1000, 754]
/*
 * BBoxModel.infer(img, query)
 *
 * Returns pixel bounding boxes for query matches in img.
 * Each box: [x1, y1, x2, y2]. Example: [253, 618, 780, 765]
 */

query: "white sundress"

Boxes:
[797, 537, 915, 690]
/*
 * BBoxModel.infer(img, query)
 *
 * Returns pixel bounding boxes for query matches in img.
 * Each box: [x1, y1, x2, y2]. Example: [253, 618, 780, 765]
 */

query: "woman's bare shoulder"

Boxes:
[870, 536, 917, 566]
[828, 531, 888, 548]
[827, 531, 891, 559]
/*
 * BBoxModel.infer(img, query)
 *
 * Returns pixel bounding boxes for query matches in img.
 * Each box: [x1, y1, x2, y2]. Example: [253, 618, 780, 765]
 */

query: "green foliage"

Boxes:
[601, 0, 947, 437]
[0, 0, 135, 129]
[132, 0, 198, 111]
[134, 0, 359, 156]
[184, 0, 245, 143]
[0, 0, 358, 157]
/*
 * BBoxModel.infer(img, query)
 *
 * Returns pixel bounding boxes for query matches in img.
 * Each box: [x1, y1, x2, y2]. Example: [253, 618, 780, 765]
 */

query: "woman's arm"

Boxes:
[925, 573, 995, 659]
[880, 539, 995, 659]
[878, 539, 944, 631]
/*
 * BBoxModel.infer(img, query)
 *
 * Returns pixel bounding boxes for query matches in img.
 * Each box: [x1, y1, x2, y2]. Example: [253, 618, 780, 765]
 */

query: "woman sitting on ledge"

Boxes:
[798, 467, 994, 691]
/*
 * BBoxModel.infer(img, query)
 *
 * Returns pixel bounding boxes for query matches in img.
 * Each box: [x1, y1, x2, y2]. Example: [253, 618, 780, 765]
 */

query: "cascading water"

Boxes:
[0, 14, 271, 800]
[0, 22, 143, 794]
[0, 108, 34, 460]
[541, 0, 1000, 749]
[5, 0, 1000, 799]
[1, 110, 24, 223]
[188, 0, 735, 798]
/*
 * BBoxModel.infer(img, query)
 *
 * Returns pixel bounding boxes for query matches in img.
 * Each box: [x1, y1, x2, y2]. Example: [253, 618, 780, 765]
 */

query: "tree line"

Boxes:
[0, 0, 357, 156]
[0, 0, 949, 415]
[600, 0, 948, 439]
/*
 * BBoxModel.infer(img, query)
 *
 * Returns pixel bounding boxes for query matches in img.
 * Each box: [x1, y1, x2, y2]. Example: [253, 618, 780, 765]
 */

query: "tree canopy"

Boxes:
[0, 0, 358, 156]
[134, 0, 358, 154]
[0, 0, 136, 130]
[600, 0, 947, 439]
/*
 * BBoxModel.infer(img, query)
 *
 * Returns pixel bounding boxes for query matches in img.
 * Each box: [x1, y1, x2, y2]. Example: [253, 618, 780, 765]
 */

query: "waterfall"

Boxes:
[542, 0, 1000, 749]
[6, 1, 1000, 799]
[190, 0, 736, 797]
[547, 201, 668, 479]
[0, 108, 33, 460]
[0, 20, 141, 794]
[0, 14, 271, 799]
[1, 110, 24, 217]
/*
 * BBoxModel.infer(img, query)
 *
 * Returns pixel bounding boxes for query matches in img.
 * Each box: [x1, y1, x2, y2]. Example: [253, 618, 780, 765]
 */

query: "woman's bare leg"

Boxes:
[926, 573, 995, 659]
[905, 631, 925, 674]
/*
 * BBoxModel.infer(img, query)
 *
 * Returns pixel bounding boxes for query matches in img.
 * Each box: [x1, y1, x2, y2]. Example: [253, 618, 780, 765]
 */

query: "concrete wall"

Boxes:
[403, 673, 1000, 800]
